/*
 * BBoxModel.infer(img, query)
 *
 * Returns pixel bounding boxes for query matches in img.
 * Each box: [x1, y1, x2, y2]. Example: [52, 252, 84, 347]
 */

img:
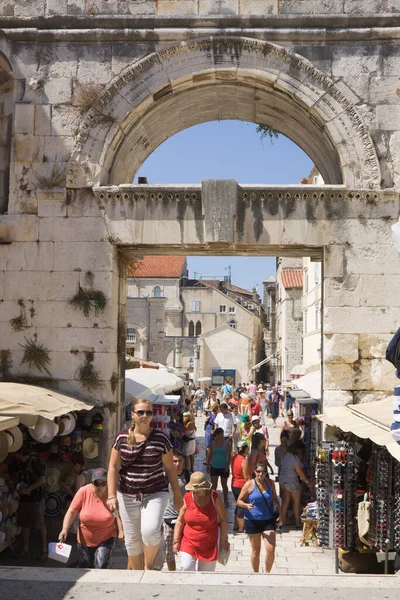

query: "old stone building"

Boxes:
[126, 255, 263, 380]
[1, 3, 400, 442]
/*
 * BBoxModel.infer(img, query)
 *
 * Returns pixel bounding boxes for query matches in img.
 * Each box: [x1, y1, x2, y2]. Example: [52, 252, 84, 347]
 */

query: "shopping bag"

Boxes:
[217, 542, 231, 566]
[48, 542, 72, 563]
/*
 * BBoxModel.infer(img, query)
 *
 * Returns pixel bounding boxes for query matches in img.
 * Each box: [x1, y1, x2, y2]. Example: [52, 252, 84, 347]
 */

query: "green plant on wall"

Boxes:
[70, 286, 106, 317]
[20, 334, 51, 375]
[110, 372, 119, 394]
[0, 350, 13, 381]
[78, 351, 101, 392]
[9, 299, 28, 332]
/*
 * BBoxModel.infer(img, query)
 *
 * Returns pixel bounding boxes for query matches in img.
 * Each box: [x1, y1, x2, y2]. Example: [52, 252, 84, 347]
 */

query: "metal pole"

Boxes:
[335, 548, 339, 574]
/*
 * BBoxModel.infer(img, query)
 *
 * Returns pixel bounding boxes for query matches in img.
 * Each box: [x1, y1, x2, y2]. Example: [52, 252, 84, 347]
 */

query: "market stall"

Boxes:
[315, 397, 400, 574]
[0, 383, 96, 553]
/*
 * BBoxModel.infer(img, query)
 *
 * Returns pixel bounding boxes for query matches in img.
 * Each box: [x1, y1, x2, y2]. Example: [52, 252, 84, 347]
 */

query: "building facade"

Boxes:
[126, 257, 264, 380]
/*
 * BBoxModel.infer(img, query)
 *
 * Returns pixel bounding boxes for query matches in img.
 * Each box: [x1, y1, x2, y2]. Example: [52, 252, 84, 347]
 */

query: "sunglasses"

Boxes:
[255, 470, 266, 474]
[134, 410, 153, 417]
[93, 481, 107, 487]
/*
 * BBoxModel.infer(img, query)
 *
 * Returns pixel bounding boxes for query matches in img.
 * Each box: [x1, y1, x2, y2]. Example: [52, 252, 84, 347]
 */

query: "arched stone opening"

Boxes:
[0, 51, 13, 214]
[67, 37, 381, 191]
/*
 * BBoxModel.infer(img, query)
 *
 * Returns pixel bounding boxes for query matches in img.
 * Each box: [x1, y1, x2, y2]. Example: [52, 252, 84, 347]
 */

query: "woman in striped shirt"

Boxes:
[107, 398, 183, 570]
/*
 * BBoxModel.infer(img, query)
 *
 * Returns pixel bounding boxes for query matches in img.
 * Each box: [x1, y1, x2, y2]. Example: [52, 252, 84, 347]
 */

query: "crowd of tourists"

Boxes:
[54, 381, 311, 573]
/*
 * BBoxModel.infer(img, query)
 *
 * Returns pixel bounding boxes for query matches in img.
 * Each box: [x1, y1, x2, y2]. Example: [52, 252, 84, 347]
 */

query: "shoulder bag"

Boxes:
[210, 491, 231, 566]
[254, 479, 280, 521]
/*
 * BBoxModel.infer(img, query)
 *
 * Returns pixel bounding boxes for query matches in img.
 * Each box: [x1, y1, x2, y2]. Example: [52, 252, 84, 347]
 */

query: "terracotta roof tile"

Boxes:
[127, 256, 186, 278]
[281, 269, 303, 289]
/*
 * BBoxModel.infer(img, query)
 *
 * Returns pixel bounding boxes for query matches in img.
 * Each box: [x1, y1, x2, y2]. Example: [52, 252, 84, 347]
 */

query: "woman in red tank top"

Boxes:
[173, 472, 229, 571]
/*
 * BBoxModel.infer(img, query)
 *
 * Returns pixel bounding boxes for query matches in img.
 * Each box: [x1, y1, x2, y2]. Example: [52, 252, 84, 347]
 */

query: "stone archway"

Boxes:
[67, 37, 381, 191]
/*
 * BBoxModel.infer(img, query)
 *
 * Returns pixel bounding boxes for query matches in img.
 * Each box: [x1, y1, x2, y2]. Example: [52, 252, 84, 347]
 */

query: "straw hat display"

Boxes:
[29, 416, 59, 444]
[83, 437, 99, 460]
[4, 426, 23, 452]
[47, 468, 62, 493]
[58, 413, 76, 436]
[0, 431, 9, 463]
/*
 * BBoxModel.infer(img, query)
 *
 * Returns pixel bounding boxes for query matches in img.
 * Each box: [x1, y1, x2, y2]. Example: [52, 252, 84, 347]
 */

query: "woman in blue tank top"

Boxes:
[237, 461, 281, 573]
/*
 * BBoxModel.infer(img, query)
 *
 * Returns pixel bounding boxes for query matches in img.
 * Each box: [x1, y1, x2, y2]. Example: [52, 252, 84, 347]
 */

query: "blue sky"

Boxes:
[137, 120, 313, 292]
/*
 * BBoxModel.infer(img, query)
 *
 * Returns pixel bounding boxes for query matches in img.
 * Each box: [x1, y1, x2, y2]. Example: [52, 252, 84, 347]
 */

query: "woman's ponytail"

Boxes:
[127, 422, 136, 448]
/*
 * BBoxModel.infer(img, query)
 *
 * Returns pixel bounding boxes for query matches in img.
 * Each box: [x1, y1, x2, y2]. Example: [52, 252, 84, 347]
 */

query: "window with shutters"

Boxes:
[191, 300, 201, 312]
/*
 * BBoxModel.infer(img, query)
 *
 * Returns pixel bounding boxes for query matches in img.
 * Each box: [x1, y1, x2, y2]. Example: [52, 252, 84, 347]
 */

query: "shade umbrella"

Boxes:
[197, 377, 212, 382]
[125, 368, 184, 401]
[294, 370, 322, 400]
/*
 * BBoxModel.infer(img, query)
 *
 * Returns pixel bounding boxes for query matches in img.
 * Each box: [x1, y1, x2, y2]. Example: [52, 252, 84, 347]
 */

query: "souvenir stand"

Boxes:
[0, 383, 96, 553]
[296, 397, 320, 479]
[314, 437, 400, 573]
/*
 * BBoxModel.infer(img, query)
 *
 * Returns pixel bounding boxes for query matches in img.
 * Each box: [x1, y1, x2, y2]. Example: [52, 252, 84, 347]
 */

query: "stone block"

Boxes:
[353, 391, 392, 404]
[2, 271, 80, 302]
[0, 241, 54, 271]
[44, 77, 73, 105]
[14, 0, 44, 17]
[324, 275, 360, 308]
[0, 214, 39, 242]
[53, 241, 114, 271]
[37, 188, 67, 217]
[51, 105, 81, 136]
[66, 189, 101, 217]
[77, 45, 112, 85]
[344, 0, 386, 13]
[39, 216, 106, 242]
[279, 0, 344, 14]
[324, 361, 355, 390]
[359, 274, 400, 307]
[13, 133, 42, 163]
[239, 0, 277, 13]
[345, 244, 400, 275]
[324, 307, 400, 335]
[352, 359, 397, 391]
[46, 0, 67, 14]
[40, 326, 117, 353]
[330, 218, 393, 246]
[324, 245, 345, 278]
[33, 300, 114, 329]
[332, 48, 381, 101]
[35, 105, 51, 136]
[157, 0, 198, 16]
[359, 334, 392, 359]
[198, 0, 238, 14]
[67, 0, 85, 14]
[324, 334, 359, 364]
[376, 105, 400, 131]
[14, 104, 35, 134]
[369, 76, 400, 106]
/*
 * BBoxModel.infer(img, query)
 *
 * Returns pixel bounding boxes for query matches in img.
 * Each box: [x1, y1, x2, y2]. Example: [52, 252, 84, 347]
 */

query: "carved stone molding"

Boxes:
[93, 187, 200, 204]
[68, 36, 381, 190]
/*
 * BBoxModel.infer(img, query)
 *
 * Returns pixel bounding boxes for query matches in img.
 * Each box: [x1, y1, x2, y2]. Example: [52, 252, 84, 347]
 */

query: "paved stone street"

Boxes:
[108, 411, 335, 574]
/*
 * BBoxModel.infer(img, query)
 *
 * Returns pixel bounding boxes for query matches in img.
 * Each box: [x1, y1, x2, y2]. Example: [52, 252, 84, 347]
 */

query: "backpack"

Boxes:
[386, 327, 400, 371]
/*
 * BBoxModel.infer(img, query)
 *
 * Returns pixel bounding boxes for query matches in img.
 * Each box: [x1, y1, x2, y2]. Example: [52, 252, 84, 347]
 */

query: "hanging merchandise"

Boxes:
[394, 460, 400, 550]
[315, 442, 358, 550]
[369, 446, 393, 551]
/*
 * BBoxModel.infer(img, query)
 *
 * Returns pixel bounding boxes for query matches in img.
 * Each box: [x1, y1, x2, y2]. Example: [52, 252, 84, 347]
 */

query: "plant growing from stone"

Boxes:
[78, 351, 101, 392]
[0, 350, 12, 381]
[20, 334, 51, 375]
[110, 372, 119, 394]
[35, 163, 66, 188]
[9, 299, 28, 332]
[73, 82, 104, 115]
[70, 286, 106, 317]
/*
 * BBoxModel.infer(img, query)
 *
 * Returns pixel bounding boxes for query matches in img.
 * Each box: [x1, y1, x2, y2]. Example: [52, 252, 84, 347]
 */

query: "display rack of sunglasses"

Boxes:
[315, 442, 357, 549]
[394, 460, 400, 550]
[369, 446, 394, 551]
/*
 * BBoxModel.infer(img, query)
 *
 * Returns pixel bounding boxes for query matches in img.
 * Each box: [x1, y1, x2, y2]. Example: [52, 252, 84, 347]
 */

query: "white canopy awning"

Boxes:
[0, 383, 95, 427]
[125, 368, 184, 401]
[251, 352, 278, 371]
[0, 415, 19, 432]
[317, 397, 400, 462]
[294, 370, 322, 400]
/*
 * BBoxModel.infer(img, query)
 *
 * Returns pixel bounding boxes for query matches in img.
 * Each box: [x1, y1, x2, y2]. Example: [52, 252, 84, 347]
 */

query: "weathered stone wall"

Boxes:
[0, 7, 400, 432]
[1, 0, 399, 18]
